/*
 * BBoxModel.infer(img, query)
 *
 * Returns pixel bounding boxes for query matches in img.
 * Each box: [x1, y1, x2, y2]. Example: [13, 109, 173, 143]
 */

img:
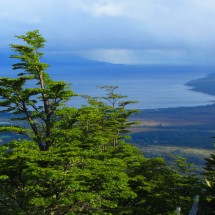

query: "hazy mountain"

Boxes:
[43, 52, 111, 67]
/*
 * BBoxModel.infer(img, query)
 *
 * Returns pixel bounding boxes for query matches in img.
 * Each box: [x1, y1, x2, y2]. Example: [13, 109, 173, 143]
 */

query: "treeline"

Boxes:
[0, 30, 214, 214]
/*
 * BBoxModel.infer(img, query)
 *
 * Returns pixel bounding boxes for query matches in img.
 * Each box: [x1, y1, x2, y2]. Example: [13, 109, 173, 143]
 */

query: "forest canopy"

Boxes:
[0, 30, 213, 215]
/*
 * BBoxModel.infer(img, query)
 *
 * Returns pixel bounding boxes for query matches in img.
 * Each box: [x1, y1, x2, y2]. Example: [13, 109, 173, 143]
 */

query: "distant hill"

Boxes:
[186, 73, 215, 96]
[0, 51, 110, 67]
[43, 52, 111, 66]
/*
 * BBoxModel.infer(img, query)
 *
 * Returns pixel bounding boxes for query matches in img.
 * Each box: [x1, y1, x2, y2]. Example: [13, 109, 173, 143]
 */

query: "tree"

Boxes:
[203, 153, 215, 214]
[82, 86, 138, 150]
[0, 30, 137, 214]
[0, 30, 75, 151]
[0, 30, 202, 215]
[125, 156, 201, 214]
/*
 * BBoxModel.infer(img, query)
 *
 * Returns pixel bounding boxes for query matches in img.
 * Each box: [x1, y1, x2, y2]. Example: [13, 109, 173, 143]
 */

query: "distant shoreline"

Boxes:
[186, 72, 215, 96]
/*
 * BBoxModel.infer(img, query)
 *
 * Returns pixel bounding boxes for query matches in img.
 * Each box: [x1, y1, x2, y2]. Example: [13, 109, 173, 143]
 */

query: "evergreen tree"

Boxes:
[0, 30, 202, 215]
[203, 153, 215, 214]
[0, 30, 75, 151]
[126, 156, 201, 214]
[0, 30, 137, 214]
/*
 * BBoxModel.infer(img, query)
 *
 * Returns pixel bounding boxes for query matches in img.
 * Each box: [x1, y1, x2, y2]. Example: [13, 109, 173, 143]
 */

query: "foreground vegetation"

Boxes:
[0, 30, 215, 214]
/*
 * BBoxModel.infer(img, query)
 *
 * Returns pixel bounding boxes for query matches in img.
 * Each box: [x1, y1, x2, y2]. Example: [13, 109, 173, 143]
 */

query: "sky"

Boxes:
[1, 0, 215, 65]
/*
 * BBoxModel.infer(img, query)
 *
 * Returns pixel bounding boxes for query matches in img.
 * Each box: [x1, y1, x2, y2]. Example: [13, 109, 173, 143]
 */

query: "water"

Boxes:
[49, 64, 215, 109]
[1, 64, 215, 109]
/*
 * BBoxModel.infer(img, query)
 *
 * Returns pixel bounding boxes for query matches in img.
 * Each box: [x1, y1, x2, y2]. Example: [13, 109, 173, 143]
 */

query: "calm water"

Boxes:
[1, 64, 215, 109]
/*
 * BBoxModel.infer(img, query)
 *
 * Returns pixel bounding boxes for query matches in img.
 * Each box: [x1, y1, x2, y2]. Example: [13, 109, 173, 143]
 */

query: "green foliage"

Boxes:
[122, 155, 201, 214]
[0, 30, 138, 214]
[0, 30, 76, 151]
[0, 30, 202, 214]
[83, 86, 139, 149]
[203, 153, 215, 214]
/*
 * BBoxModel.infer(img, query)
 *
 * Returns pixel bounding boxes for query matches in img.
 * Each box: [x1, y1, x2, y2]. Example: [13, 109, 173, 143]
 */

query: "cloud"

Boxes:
[74, 48, 197, 65]
[66, 0, 123, 17]
[1, 0, 215, 64]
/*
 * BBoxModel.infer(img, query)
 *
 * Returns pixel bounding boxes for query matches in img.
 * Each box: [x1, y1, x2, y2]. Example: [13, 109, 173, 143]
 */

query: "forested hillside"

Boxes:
[0, 30, 215, 214]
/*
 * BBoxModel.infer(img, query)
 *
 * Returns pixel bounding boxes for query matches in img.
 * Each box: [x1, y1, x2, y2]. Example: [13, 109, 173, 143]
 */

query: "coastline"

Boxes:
[186, 72, 215, 96]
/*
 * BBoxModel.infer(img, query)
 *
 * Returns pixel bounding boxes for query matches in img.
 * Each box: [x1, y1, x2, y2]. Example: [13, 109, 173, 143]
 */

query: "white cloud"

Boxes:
[67, 0, 123, 17]
[0, 0, 52, 24]
[1, 0, 215, 64]
[90, 2, 122, 17]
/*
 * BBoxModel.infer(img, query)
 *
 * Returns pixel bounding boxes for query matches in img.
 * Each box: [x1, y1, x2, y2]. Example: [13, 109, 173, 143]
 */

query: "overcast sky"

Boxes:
[1, 0, 215, 65]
